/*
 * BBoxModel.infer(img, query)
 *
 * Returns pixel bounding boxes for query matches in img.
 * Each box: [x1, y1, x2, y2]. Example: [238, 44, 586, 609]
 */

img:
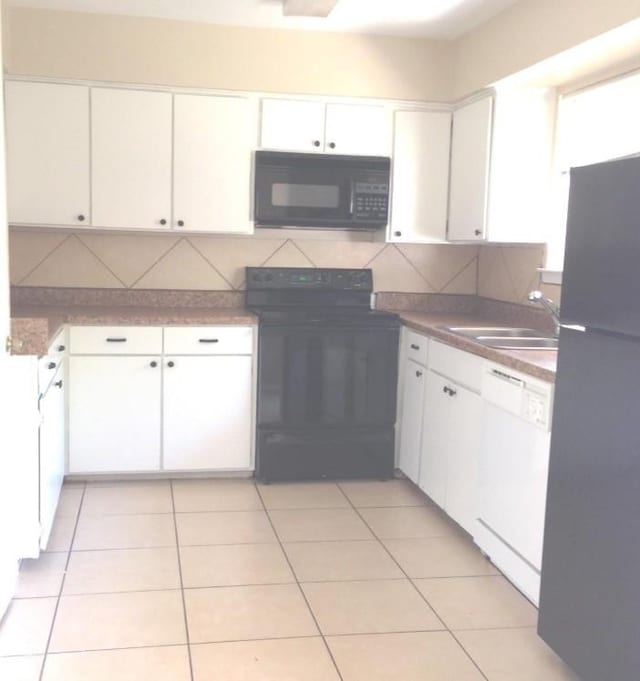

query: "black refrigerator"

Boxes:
[538, 155, 640, 681]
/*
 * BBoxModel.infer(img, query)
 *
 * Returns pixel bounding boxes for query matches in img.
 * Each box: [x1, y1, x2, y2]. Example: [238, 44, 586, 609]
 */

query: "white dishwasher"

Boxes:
[475, 362, 553, 606]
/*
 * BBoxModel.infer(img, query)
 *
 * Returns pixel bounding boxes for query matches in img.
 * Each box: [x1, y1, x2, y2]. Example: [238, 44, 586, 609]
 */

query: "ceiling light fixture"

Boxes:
[282, 0, 339, 18]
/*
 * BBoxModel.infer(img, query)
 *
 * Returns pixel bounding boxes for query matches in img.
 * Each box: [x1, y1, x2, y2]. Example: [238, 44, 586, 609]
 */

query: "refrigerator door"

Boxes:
[538, 327, 640, 681]
[561, 155, 640, 336]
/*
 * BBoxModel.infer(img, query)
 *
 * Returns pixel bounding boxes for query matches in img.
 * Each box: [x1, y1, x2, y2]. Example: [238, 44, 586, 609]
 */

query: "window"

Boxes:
[548, 70, 640, 270]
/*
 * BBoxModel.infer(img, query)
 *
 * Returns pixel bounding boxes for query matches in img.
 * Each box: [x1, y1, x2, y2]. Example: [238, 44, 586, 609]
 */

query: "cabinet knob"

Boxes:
[313, 140, 321, 147]
[167, 361, 175, 368]
[77, 214, 85, 222]
[57, 345, 66, 352]
[416, 370, 422, 378]
[328, 142, 336, 149]
[177, 220, 185, 227]
[150, 360, 158, 368]
[47, 361, 56, 370]
[394, 231, 402, 237]
[54, 380, 63, 388]
[442, 386, 448, 394]
[159, 218, 167, 225]
[410, 344, 420, 351]
[474, 229, 482, 237]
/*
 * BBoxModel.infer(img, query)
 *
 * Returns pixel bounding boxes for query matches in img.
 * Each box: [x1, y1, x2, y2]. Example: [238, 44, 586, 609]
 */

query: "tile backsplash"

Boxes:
[9, 229, 551, 306]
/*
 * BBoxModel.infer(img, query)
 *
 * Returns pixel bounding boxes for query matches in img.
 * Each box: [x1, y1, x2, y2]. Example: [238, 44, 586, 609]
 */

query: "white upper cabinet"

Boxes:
[260, 98, 389, 155]
[448, 95, 493, 242]
[389, 109, 451, 243]
[91, 87, 172, 230]
[173, 94, 255, 233]
[4, 81, 90, 226]
[324, 103, 389, 156]
[260, 99, 326, 152]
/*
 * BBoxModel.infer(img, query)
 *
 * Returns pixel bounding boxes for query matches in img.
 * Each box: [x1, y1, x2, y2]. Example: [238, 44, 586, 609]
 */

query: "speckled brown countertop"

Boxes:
[10, 306, 257, 356]
[393, 310, 557, 383]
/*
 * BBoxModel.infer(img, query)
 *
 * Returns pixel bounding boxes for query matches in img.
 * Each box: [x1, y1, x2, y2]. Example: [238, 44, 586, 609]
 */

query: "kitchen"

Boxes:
[1, 1, 640, 680]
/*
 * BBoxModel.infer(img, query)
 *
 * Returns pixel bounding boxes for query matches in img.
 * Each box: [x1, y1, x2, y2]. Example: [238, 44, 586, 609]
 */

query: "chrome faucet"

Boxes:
[528, 290, 560, 336]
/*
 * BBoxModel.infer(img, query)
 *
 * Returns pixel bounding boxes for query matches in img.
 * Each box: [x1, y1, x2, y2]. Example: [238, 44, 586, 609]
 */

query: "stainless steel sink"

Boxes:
[443, 326, 558, 350]
[481, 337, 558, 350]
[446, 326, 555, 339]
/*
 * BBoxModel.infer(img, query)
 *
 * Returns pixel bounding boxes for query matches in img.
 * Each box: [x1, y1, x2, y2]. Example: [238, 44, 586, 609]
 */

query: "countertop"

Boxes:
[10, 299, 556, 382]
[393, 310, 557, 383]
[10, 306, 257, 356]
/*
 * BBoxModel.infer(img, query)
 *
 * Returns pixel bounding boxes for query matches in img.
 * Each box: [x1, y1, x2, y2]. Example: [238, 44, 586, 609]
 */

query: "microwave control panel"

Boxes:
[354, 181, 389, 221]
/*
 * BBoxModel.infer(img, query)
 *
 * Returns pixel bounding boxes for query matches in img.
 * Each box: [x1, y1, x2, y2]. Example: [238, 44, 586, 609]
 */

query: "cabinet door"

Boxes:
[39, 374, 65, 550]
[91, 88, 172, 230]
[448, 96, 493, 241]
[397, 359, 426, 484]
[445, 383, 481, 535]
[174, 94, 255, 233]
[324, 103, 390, 156]
[5, 81, 89, 226]
[163, 355, 252, 470]
[260, 99, 325, 152]
[419, 371, 448, 507]
[389, 110, 451, 242]
[69, 356, 161, 473]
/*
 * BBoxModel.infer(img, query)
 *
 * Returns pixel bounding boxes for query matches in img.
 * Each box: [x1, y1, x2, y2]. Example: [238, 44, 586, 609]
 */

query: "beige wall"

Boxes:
[452, 0, 640, 98]
[9, 229, 480, 295]
[2, 7, 453, 101]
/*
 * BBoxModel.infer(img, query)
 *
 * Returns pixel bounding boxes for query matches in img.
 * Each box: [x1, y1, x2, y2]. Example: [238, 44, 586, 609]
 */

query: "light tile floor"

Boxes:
[0, 478, 581, 681]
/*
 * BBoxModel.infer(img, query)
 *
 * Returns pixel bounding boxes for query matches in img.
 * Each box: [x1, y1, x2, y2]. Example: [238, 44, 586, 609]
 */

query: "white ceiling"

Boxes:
[6, 0, 519, 39]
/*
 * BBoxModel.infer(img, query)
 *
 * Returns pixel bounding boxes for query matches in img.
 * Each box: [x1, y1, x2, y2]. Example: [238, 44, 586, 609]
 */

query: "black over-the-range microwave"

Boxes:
[254, 150, 391, 230]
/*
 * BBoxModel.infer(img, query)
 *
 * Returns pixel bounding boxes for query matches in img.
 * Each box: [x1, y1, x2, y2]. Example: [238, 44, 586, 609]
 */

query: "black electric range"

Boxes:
[247, 266, 400, 482]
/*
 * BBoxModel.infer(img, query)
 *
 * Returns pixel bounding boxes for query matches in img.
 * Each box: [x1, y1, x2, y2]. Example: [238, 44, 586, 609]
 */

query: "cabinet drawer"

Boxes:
[69, 326, 163, 355]
[429, 340, 482, 393]
[164, 326, 253, 355]
[405, 329, 429, 366]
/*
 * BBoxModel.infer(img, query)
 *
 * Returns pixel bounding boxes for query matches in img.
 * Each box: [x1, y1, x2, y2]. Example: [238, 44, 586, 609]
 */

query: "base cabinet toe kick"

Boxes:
[395, 328, 554, 605]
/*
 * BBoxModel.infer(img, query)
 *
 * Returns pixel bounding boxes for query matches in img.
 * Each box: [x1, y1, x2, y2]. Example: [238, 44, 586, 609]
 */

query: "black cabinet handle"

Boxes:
[410, 344, 420, 351]
[150, 361, 157, 368]
[54, 380, 63, 388]
[415, 370, 422, 378]
[177, 220, 184, 227]
[394, 231, 402, 237]
[442, 386, 448, 394]
[474, 229, 482, 236]
[57, 345, 66, 352]
[47, 361, 56, 370]
[77, 214, 85, 222]
[328, 142, 336, 149]
[443, 386, 457, 397]
[313, 140, 321, 147]
[106, 338, 127, 343]
[167, 361, 175, 368]
[198, 338, 219, 344]
[159, 218, 167, 225]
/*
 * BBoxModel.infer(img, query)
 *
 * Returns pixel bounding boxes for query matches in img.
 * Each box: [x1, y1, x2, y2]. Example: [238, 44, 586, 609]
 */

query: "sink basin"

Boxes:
[443, 326, 558, 350]
[481, 337, 558, 350]
[446, 326, 555, 339]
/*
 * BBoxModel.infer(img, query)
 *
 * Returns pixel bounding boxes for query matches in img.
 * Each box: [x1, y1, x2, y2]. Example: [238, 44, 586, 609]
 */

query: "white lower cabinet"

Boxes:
[397, 359, 426, 484]
[69, 355, 162, 473]
[163, 355, 252, 471]
[38, 365, 66, 549]
[67, 325, 254, 475]
[420, 369, 482, 535]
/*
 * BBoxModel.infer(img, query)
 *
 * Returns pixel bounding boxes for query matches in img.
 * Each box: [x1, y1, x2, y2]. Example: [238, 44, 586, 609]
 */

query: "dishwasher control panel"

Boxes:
[482, 362, 553, 431]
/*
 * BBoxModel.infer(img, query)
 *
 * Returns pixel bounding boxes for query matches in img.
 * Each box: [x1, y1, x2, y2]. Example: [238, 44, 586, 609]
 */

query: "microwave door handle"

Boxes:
[349, 181, 355, 215]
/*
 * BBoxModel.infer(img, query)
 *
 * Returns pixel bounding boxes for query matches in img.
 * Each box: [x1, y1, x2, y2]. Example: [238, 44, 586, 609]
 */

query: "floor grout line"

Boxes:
[169, 480, 195, 681]
[335, 479, 492, 681]
[254, 483, 346, 681]
[37, 481, 87, 681]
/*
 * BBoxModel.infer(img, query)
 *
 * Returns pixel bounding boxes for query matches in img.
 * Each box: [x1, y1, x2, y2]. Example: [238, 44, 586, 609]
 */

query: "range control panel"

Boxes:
[247, 267, 373, 292]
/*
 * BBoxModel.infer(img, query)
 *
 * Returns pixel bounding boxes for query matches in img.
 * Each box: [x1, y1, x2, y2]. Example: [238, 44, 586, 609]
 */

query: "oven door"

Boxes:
[257, 323, 398, 428]
[255, 159, 354, 228]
